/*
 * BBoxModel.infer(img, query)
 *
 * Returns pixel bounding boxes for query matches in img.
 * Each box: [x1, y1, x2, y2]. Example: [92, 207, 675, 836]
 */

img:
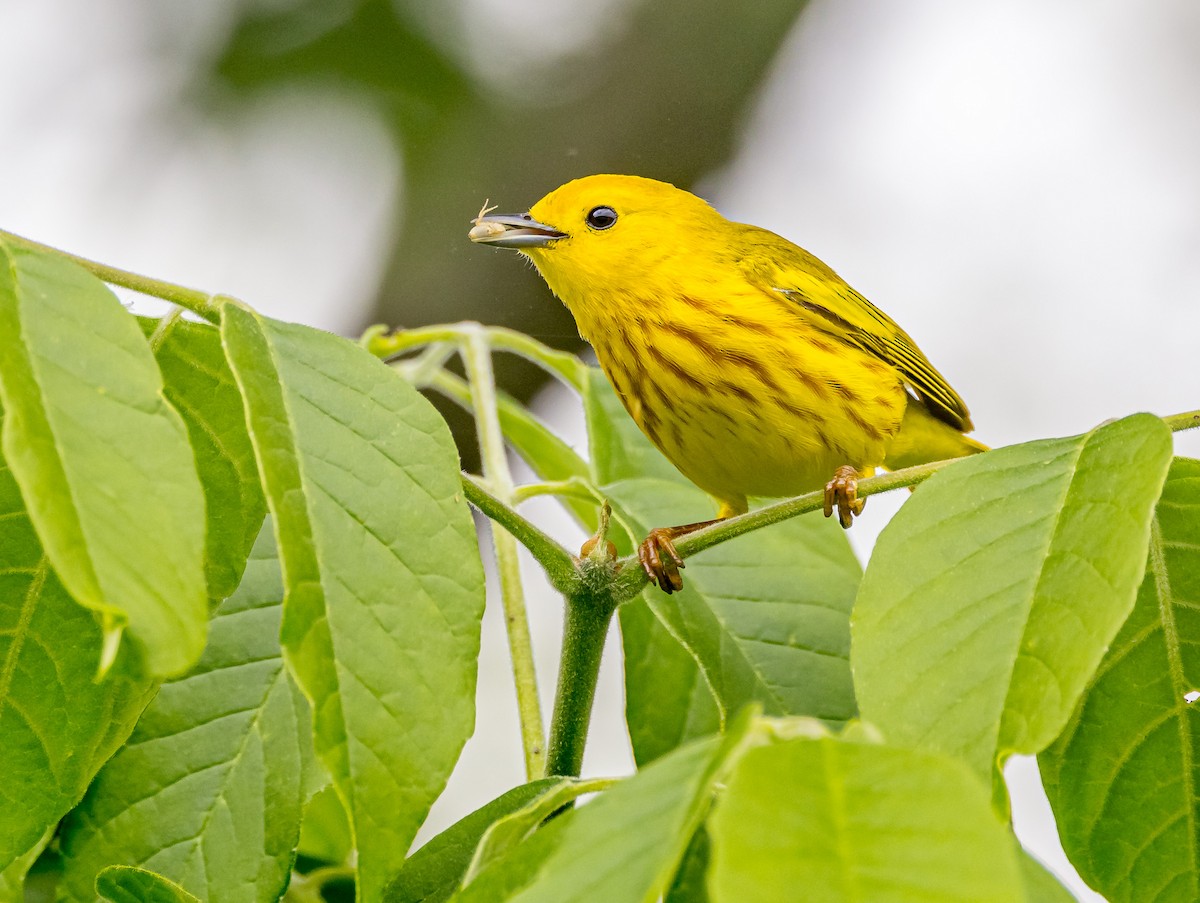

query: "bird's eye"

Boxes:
[585, 206, 618, 230]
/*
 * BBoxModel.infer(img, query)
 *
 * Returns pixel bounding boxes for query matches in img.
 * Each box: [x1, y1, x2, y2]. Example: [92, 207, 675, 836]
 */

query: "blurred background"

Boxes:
[4, 0, 1198, 898]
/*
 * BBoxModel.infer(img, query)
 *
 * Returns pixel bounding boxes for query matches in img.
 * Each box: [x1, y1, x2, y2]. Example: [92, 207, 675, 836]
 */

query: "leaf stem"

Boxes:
[146, 307, 184, 351]
[460, 327, 548, 779]
[460, 476, 577, 588]
[366, 322, 587, 390]
[1164, 409, 1200, 433]
[679, 460, 946, 557]
[363, 323, 463, 356]
[0, 228, 222, 322]
[391, 342, 456, 386]
[510, 478, 604, 506]
[480, 326, 587, 390]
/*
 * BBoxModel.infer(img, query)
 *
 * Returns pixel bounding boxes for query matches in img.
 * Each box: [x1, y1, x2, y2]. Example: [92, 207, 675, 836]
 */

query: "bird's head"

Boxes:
[468, 174, 725, 314]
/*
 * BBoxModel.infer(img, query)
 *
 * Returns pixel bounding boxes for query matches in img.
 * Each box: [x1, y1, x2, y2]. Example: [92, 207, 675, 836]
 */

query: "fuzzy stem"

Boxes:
[606, 458, 950, 603]
[460, 327, 547, 779]
[146, 307, 184, 351]
[392, 342, 456, 386]
[1165, 409, 1200, 433]
[606, 406, 1200, 603]
[510, 478, 603, 506]
[0, 228, 222, 322]
[459, 476, 577, 591]
[544, 586, 617, 778]
[366, 322, 586, 390]
[674, 460, 944, 559]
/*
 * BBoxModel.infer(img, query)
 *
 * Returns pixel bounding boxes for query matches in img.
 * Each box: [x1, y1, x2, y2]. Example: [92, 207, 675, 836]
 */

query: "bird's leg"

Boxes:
[824, 464, 865, 529]
[637, 519, 722, 594]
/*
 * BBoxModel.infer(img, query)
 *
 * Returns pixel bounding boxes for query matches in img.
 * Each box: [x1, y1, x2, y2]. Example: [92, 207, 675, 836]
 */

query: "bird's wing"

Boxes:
[739, 227, 974, 432]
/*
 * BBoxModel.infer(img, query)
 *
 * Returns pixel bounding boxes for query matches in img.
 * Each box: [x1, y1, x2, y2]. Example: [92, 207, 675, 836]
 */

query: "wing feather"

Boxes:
[735, 225, 974, 432]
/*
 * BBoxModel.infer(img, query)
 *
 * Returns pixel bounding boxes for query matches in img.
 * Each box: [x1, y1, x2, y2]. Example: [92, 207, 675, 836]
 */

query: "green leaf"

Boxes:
[706, 733, 1026, 903]
[606, 478, 860, 727]
[455, 714, 754, 903]
[665, 825, 710, 903]
[0, 828, 52, 900]
[0, 240, 208, 676]
[96, 866, 201, 903]
[220, 305, 486, 902]
[853, 414, 1173, 777]
[619, 595, 721, 767]
[298, 785, 354, 865]
[1040, 456, 1200, 902]
[464, 778, 616, 883]
[384, 779, 564, 903]
[0, 415, 156, 872]
[58, 523, 306, 903]
[1017, 849, 1078, 903]
[140, 315, 267, 603]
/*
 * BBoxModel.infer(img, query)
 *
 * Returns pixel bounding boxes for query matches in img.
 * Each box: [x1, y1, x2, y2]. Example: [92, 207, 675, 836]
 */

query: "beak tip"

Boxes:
[467, 211, 566, 248]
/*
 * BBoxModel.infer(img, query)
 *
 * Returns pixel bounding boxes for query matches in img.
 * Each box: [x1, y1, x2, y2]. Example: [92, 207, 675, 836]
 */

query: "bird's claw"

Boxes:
[638, 528, 686, 594]
[824, 465, 865, 529]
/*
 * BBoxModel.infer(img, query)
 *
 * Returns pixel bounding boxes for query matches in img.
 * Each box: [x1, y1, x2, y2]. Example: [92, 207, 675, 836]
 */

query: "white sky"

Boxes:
[4, 1, 1198, 898]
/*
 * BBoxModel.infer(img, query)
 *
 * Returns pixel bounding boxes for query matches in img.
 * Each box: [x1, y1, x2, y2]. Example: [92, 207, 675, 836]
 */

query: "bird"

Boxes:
[468, 174, 985, 593]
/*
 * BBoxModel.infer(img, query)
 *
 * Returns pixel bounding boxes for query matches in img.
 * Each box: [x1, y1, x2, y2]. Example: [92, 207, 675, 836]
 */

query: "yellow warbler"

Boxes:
[469, 175, 985, 592]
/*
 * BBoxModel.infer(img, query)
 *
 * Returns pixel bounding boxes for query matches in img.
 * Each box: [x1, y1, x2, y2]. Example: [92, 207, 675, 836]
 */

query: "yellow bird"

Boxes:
[469, 175, 985, 593]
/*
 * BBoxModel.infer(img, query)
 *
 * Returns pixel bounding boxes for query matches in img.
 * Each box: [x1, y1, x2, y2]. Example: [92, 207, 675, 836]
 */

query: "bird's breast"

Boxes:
[583, 297, 907, 503]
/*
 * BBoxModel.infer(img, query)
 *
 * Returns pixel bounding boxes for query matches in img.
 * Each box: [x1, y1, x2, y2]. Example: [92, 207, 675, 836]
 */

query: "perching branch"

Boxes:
[604, 409, 1199, 603]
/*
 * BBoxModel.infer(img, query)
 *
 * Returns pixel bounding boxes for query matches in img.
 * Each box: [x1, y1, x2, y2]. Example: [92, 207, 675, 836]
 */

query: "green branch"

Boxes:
[0, 228, 223, 323]
[364, 321, 587, 390]
[459, 475, 577, 589]
[674, 460, 945, 559]
[607, 458, 952, 602]
[479, 326, 588, 390]
[605, 407, 1200, 603]
[544, 587, 617, 777]
[545, 503, 622, 779]
[510, 478, 603, 506]
[1165, 409, 1200, 433]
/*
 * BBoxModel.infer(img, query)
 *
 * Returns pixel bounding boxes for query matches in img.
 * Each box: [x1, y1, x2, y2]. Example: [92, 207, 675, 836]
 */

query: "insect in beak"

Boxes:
[469, 201, 566, 248]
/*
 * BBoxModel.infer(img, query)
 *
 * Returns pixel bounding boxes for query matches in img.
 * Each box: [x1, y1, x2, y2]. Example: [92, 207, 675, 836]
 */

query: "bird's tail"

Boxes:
[883, 398, 989, 471]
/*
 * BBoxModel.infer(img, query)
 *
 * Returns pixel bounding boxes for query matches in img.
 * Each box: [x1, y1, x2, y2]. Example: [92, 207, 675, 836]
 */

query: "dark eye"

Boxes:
[586, 206, 618, 230]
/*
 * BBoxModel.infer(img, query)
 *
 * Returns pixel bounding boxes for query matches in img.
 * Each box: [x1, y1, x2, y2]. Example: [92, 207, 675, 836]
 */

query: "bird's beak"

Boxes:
[468, 212, 567, 249]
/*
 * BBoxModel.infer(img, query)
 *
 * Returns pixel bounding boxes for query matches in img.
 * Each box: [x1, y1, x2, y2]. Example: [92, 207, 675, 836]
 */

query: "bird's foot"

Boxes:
[638, 528, 687, 594]
[637, 519, 721, 594]
[824, 465, 865, 529]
